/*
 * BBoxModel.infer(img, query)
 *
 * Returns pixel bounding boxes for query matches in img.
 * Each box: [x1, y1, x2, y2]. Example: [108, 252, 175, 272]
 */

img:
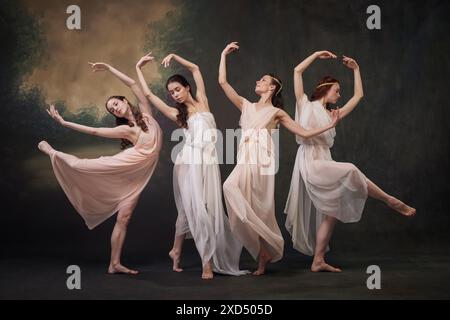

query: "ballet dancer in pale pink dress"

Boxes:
[38, 62, 162, 274]
[219, 42, 341, 275]
[284, 50, 416, 272]
[136, 52, 248, 279]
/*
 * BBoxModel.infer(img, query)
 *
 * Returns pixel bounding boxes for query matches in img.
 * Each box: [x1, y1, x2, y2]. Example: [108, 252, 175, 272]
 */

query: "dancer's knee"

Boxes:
[324, 214, 337, 224]
[117, 209, 133, 226]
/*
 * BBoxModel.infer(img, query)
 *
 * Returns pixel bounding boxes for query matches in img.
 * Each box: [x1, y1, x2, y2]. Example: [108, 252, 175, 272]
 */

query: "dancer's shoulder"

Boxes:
[297, 93, 311, 107]
[241, 97, 252, 108]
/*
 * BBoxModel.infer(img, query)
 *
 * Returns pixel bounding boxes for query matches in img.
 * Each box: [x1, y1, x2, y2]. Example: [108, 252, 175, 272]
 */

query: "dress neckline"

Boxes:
[187, 111, 212, 121]
[252, 103, 274, 112]
[312, 100, 332, 118]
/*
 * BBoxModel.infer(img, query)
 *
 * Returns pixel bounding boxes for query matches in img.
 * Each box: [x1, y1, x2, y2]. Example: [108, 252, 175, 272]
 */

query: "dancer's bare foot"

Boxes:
[201, 262, 213, 280]
[169, 249, 183, 272]
[253, 269, 265, 276]
[108, 263, 139, 275]
[38, 140, 54, 155]
[387, 196, 416, 216]
[253, 251, 272, 276]
[311, 259, 342, 273]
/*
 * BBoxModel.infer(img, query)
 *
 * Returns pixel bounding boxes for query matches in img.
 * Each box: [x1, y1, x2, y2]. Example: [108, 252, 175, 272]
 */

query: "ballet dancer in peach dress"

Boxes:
[38, 62, 162, 274]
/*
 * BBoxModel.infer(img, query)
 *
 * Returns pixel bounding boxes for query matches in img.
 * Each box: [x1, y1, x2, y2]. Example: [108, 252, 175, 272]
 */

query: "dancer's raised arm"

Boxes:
[89, 62, 152, 116]
[218, 42, 244, 110]
[338, 56, 364, 119]
[161, 53, 207, 104]
[294, 50, 337, 105]
[276, 108, 340, 139]
[135, 53, 178, 122]
[46, 104, 134, 140]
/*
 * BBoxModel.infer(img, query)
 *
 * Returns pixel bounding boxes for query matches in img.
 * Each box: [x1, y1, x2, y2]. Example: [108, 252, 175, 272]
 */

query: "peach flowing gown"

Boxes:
[223, 98, 284, 263]
[46, 113, 162, 229]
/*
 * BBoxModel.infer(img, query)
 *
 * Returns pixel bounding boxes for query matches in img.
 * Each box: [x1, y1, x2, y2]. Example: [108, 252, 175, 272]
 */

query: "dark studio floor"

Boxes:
[2, 249, 450, 300]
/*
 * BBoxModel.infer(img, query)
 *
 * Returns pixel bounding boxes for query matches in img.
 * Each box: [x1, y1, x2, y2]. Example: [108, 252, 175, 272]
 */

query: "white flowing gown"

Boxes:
[174, 112, 248, 275]
[284, 94, 369, 256]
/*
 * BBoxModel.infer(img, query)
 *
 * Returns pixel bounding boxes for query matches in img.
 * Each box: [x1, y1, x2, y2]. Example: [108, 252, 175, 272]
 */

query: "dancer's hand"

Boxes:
[88, 62, 110, 72]
[222, 42, 239, 56]
[161, 53, 175, 68]
[46, 104, 65, 125]
[342, 56, 359, 69]
[315, 50, 337, 59]
[330, 108, 340, 127]
[136, 52, 155, 69]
